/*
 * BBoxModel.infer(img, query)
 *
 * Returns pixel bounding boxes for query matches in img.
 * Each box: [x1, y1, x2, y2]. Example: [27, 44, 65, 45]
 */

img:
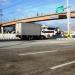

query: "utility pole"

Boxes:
[66, 0, 71, 37]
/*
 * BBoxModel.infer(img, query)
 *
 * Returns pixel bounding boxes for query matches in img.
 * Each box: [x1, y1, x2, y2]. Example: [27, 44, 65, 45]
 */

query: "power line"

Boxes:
[3, 3, 51, 14]
[2, 0, 23, 10]
[2, 0, 37, 10]
[2, 0, 50, 11]
[2, 1, 53, 22]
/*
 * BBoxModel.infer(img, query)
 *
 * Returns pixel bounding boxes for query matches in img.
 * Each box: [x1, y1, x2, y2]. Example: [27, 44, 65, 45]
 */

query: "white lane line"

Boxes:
[18, 50, 58, 56]
[50, 61, 75, 70]
[0, 43, 32, 49]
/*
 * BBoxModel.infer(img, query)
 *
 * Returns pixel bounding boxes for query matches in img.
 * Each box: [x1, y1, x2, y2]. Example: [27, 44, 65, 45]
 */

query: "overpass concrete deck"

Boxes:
[1, 11, 75, 26]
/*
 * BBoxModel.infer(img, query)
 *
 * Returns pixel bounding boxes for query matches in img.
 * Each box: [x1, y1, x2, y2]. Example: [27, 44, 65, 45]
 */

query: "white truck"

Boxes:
[41, 25, 57, 38]
[16, 22, 41, 40]
[16, 22, 57, 40]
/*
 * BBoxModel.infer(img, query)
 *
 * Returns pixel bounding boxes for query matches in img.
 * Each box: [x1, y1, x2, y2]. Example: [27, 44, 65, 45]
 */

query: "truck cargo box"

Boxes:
[16, 22, 41, 36]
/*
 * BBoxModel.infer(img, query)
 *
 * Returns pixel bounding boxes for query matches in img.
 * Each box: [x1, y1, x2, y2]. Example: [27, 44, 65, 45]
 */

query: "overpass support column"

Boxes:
[0, 26, 1, 33]
[1, 26, 4, 34]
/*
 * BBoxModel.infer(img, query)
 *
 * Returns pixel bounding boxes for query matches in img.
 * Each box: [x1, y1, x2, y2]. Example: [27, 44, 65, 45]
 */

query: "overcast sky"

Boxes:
[0, 0, 75, 31]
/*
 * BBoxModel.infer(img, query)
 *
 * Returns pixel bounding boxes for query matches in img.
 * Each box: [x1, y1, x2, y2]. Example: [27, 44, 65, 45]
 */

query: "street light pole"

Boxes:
[66, 0, 71, 37]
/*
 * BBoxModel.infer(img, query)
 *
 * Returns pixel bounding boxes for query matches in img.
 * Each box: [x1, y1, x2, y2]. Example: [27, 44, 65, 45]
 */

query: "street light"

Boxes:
[56, 0, 71, 37]
[66, 0, 71, 37]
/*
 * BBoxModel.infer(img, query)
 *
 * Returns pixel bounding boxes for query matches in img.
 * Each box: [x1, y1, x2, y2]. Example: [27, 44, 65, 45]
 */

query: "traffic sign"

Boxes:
[56, 6, 64, 13]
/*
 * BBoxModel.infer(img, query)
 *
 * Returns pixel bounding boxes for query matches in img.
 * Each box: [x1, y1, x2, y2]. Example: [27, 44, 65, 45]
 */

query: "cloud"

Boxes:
[16, 8, 22, 12]
[0, 0, 11, 5]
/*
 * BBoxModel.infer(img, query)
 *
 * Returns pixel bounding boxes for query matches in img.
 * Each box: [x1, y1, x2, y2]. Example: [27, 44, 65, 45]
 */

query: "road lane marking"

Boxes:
[50, 61, 75, 70]
[18, 50, 58, 56]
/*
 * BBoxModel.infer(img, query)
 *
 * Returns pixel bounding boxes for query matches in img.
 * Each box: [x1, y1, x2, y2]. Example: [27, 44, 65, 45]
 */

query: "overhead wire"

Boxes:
[1, 0, 58, 22]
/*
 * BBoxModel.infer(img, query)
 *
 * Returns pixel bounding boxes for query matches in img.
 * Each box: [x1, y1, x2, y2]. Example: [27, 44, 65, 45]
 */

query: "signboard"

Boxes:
[56, 6, 64, 13]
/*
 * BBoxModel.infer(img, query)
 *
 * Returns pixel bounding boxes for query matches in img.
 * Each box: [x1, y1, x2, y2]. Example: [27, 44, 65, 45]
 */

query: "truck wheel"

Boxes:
[28, 36, 33, 40]
[41, 36, 45, 40]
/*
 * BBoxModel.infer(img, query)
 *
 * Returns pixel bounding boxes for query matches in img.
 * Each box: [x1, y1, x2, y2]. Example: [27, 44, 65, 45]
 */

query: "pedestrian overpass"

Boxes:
[1, 11, 75, 26]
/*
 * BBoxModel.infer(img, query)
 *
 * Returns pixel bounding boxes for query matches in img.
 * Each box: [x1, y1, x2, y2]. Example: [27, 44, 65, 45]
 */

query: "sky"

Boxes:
[0, 0, 75, 31]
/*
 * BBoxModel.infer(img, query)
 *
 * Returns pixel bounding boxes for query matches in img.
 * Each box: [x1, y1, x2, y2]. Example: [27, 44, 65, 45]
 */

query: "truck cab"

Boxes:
[41, 25, 57, 38]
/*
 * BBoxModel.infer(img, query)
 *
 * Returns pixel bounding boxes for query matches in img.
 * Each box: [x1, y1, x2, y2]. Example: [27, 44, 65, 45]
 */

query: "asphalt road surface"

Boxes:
[0, 40, 75, 75]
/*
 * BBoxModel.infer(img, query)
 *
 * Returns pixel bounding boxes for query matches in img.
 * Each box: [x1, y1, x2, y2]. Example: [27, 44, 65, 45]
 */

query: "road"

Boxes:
[0, 40, 75, 75]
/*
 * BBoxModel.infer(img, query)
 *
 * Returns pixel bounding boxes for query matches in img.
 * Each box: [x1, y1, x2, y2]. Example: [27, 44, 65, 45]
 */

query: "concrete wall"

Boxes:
[0, 33, 20, 40]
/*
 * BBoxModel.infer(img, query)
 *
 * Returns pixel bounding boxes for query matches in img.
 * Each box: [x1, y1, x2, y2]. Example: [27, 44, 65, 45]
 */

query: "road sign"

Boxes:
[56, 6, 64, 13]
